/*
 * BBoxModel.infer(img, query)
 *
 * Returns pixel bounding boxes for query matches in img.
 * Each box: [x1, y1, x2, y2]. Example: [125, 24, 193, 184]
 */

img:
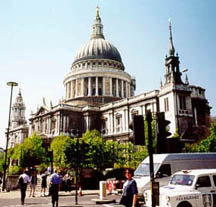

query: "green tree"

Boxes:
[0, 151, 4, 173]
[50, 134, 71, 168]
[82, 129, 113, 170]
[20, 133, 46, 167]
[183, 123, 216, 152]
[64, 129, 149, 172]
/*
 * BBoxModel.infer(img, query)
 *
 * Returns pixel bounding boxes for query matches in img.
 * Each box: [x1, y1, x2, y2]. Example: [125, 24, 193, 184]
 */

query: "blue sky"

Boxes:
[1, 0, 216, 148]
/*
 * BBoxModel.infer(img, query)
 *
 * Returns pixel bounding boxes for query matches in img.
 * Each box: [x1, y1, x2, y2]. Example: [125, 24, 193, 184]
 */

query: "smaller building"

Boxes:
[8, 89, 28, 148]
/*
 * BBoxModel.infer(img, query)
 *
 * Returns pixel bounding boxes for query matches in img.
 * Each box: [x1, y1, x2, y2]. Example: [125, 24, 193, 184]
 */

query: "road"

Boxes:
[0, 190, 123, 207]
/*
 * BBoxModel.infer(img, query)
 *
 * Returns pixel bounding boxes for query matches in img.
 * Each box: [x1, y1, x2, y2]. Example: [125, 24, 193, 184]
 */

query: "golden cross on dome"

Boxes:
[96, 5, 100, 19]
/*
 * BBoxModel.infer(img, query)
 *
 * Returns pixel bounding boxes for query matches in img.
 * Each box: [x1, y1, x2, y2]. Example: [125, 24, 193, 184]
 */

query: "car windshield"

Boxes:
[134, 163, 160, 176]
[170, 174, 195, 186]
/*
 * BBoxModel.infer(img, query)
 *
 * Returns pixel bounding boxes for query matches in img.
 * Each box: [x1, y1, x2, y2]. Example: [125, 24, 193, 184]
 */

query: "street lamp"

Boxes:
[69, 128, 79, 205]
[2, 81, 18, 191]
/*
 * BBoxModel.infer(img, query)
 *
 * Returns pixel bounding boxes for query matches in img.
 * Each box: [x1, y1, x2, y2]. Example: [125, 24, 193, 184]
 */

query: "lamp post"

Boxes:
[2, 81, 18, 192]
[69, 129, 79, 205]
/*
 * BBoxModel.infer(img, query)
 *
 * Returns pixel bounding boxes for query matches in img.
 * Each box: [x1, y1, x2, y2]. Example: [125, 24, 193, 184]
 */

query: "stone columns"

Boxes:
[109, 113, 112, 134]
[116, 79, 119, 97]
[75, 79, 78, 97]
[68, 82, 71, 99]
[81, 78, 84, 96]
[126, 82, 129, 97]
[66, 83, 68, 99]
[110, 78, 112, 96]
[88, 77, 91, 96]
[121, 80, 124, 98]
[57, 114, 60, 134]
[95, 77, 98, 96]
[124, 109, 127, 131]
[71, 81, 74, 98]
[70, 81, 74, 98]
[103, 77, 106, 95]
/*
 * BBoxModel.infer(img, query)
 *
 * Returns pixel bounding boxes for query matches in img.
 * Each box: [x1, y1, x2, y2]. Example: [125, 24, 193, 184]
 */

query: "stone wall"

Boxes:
[6, 175, 19, 191]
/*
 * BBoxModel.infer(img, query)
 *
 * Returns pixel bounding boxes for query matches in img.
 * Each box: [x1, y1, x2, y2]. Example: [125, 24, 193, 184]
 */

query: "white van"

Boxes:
[133, 153, 216, 198]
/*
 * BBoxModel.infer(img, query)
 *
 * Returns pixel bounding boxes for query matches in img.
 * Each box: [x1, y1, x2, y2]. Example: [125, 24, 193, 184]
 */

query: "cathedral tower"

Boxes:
[11, 89, 27, 128]
[159, 21, 193, 138]
[8, 89, 28, 148]
[164, 20, 183, 85]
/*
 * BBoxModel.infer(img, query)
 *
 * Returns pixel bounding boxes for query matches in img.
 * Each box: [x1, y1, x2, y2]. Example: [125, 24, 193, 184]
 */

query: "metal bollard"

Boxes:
[99, 181, 107, 200]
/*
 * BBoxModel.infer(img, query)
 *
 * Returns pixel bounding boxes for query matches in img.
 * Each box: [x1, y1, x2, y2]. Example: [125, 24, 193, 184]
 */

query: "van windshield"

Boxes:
[134, 163, 160, 176]
[170, 174, 195, 186]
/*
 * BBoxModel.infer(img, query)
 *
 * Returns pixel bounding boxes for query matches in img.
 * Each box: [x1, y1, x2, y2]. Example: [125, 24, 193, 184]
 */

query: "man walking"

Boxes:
[50, 169, 61, 207]
[19, 169, 30, 205]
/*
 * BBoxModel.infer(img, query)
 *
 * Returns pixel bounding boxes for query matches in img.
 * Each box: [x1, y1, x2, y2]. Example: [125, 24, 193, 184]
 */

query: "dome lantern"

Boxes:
[72, 7, 124, 65]
[91, 6, 104, 40]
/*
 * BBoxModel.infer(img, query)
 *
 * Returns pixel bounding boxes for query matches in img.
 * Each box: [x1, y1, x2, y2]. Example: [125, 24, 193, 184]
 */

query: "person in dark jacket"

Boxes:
[19, 169, 30, 205]
[120, 168, 138, 207]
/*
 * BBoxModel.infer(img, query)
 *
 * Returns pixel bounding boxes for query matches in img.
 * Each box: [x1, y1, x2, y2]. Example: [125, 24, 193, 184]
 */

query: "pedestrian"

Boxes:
[18, 169, 30, 206]
[50, 169, 61, 207]
[29, 170, 37, 197]
[120, 168, 139, 207]
[63, 172, 71, 192]
[40, 170, 48, 196]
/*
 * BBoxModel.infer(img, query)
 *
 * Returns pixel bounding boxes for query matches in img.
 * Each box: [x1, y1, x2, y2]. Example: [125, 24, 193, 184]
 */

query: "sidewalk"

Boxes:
[0, 189, 100, 199]
[0, 189, 123, 207]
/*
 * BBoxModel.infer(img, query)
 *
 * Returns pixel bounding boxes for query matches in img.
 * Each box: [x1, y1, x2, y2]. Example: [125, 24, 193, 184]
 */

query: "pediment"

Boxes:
[36, 106, 49, 116]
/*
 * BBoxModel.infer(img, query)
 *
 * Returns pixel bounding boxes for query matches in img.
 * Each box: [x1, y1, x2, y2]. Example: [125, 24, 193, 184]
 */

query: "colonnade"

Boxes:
[65, 76, 130, 99]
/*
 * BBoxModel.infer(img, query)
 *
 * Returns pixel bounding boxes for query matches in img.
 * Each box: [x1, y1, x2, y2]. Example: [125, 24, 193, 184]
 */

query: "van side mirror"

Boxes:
[156, 172, 162, 178]
[195, 184, 200, 189]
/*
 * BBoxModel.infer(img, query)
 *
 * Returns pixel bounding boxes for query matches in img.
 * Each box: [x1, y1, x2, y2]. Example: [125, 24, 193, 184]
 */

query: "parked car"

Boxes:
[144, 169, 216, 207]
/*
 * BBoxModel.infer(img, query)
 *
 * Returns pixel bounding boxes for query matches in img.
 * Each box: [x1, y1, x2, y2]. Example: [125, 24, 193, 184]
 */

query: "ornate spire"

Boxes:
[91, 6, 105, 39]
[185, 74, 189, 85]
[160, 78, 163, 88]
[16, 88, 23, 103]
[96, 5, 100, 20]
[18, 88, 21, 96]
[168, 19, 175, 56]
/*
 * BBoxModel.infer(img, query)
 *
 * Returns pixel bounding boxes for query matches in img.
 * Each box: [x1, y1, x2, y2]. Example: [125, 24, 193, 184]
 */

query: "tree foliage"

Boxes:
[8, 133, 46, 170]
[0, 151, 4, 173]
[63, 129, 148, 171]
[21, 133, 46, 167]
[183, 123, 216, 152]
[50, 134, 71, 168]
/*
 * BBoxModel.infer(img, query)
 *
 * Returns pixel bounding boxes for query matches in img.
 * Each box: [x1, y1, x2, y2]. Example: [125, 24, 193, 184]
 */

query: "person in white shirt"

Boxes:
[19, 169, 30, 205]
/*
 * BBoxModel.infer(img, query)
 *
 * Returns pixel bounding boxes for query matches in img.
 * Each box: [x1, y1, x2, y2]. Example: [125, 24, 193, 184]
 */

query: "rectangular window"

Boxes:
[213, 175, 216, 186]
[116, 116, 121, 132]
[179, 96, 186, 110]
[196, 176, 211, 187]
[164, 98, 169, 112]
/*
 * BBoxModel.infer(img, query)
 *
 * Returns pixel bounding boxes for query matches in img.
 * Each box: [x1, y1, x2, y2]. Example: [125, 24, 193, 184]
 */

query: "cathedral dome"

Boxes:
[73, 38, 123, 64]
[72, 6, 123, 66]
[63, 7, 133, 106]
